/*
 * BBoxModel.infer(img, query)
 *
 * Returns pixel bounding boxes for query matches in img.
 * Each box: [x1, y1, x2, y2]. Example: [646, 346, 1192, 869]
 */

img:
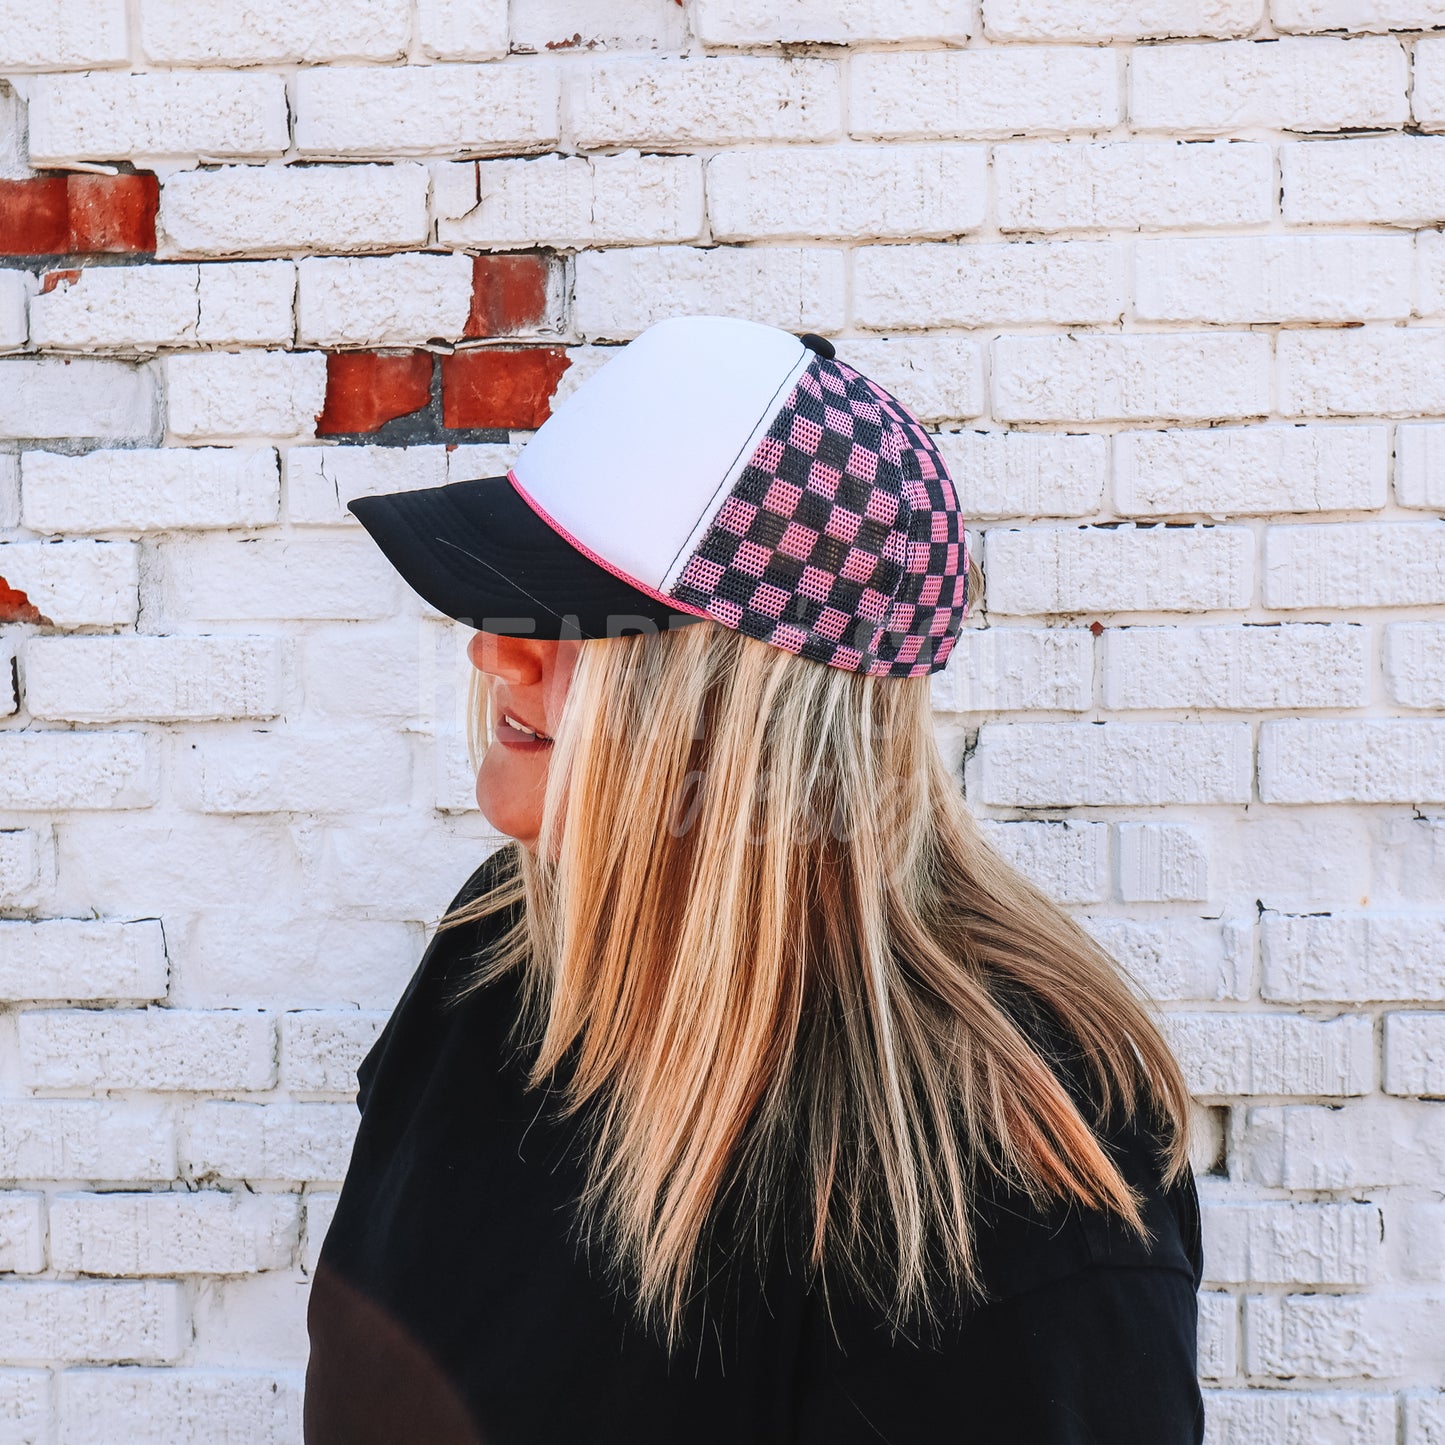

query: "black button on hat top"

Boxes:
[798, 333, 835, 360]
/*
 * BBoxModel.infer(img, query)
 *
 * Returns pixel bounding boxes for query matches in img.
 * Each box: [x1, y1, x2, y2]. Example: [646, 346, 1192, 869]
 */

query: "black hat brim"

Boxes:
[347, 474, 707, 641]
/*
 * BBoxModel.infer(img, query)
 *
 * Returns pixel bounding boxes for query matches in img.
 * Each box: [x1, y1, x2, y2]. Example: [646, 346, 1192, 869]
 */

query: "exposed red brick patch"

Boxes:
[0, 577, 47, 625]
[68, 173, 159, 252]
[0, 177, 70, 254]
[441, 348, 571, 430]
[464, 255, 550, 338]
[41, 268, 82, 294]
[316, 351, 433, 435]
[0, 173, 159, 256]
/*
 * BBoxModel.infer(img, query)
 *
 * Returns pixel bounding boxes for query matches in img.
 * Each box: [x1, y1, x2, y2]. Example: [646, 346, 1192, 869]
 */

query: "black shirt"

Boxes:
[306, 845, 1206, 1445]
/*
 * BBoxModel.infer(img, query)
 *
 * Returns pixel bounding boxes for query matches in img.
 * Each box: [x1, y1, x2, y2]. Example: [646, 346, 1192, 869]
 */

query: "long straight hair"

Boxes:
[442, 594, 1195, 1350]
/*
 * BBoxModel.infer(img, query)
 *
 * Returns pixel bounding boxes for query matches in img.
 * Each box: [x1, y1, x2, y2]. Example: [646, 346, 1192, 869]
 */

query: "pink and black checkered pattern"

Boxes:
[668, 355, 970, 678]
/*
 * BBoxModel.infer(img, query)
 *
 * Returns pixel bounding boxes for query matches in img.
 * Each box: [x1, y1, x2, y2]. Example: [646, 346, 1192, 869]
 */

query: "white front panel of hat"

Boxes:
[509, 316, 808, 592]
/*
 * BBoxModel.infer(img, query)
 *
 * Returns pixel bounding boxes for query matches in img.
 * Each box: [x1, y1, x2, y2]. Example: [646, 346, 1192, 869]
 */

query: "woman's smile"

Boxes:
[495, 709, 554, 751]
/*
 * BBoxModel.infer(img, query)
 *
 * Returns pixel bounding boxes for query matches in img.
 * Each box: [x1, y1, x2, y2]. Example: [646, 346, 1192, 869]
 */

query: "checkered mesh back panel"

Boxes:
[668, 355, 970, 677]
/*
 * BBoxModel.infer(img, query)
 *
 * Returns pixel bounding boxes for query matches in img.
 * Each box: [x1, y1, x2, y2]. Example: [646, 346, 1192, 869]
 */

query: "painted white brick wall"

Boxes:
[2, 2, 1443, 1438]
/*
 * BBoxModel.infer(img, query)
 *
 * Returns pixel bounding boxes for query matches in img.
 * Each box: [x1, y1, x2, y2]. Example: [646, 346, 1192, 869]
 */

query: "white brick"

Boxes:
[30, 263, 294, 351]
[19, 1009, 276, 1092]
[1082, 916, 1252, 1001]
[1416, 37, 1445, 128]
[1115, 424, 1387, 516]
[436, 151, 703, 249]
[1248, 1292, 1445, 1380]
[693, 0, 973, 43]
[185, 1103, 358, 1184]
[1102, 623, 1370, 710]
[1197, 1293, 1237, 1380]
[166, 352, 327, 442]
[0, 830, 41, 906]
[851, 48, 1117, 138]
[831, 337, 983, 422]
[0, 452, 16, 529]
[1398, 423, 1445, 508]
[0, 1102, 174, 1183]
[968, 721, 1253, 806]
[50, 1192, 298, 1276]
[159, 164, 430, 258]
[571, 57, 840, 147]
[301, 1193, 338, 1273]
[1136, 235, 1411, 324]
[1415, 231, 1445, 317]
[0, 1370, 48, 1442]
[1203, 1201, 1381, 1284]
[1245, 1100, 1445, 1188]
[177, 912, 418, 1011]
[0, 267, 28, 349]
[933, 431, 1106, 520]
[0, 359, 158, 443]
[279, 1012, 387, 1094]
[0, 1281, 183, 1364]
[296, 253, 472, 347]
[929, 627, 1092, 713]
[1264, 520, 1445, 607]
[0, 919, 167, 1003]
[994, 333, 1270, 423]
[0, 86, 23, 180]
[1276, 0, 1445, 31]
[1386, 622, 1445, 708]
[1263, 913, 1445, 1000]
[285, 444, 448, 525]
[1386, 1013, 1445, 1094]
[976, 820, 1109, 904]
[59, 1368, 302, 1445]
[709, 145, 986, 242]
[1203, 1390, 1396, 1444]
[181, 728, 412, 813]
[1373, 815, 1445, 906]
[28, 72, 288, 164]
[1131, 36, 1407, 132]
[139, 0, 410, 63]
[0, 1194, 44, 1273]
[1260, 719, 1445, 803]
[1116, 822, 1210, 902]
[573, 245, 846, 338]
[0, 540, 138, 627]
[22, 448, 280, 533]
[983, 524, 1253, 613]
[299, 622, 442, 725]
[23, 636, 284, 723]
[1282, 136, 1445, 225]
[855, 241, 1126, 329]
[0, 0, 128, 70]
[294, 64, 557, 157]
[985, 0, 1262, 39]
[511, 0, 687, 53]
[0, 731, 157, 811]
[1390, 1203, 1445, 1282]
[1281, 329, 1445, 417]
[158, 538, 401, 621]
[418, 0, 508, 59]
[1168, 1011, 1374, 1096]
[997, 140, 1273, 231]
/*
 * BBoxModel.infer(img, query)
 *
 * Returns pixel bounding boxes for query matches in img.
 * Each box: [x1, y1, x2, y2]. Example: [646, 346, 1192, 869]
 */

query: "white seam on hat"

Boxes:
[657, 345, 814, 594]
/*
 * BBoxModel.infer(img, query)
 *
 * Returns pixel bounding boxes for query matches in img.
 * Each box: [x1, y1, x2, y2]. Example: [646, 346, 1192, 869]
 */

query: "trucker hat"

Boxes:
[347, 314, 971, 678]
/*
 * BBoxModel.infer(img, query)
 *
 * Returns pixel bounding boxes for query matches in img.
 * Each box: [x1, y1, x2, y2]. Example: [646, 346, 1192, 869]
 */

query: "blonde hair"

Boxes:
[443, 570, 1194, 1350]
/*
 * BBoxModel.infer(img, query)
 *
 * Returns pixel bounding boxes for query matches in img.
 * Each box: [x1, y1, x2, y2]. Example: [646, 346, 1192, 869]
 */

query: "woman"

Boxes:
[304, 316, 1205, 1444]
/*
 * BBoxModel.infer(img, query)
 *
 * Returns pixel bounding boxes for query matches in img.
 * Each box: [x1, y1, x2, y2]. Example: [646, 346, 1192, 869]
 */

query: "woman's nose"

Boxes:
[467, 630, 547, 684]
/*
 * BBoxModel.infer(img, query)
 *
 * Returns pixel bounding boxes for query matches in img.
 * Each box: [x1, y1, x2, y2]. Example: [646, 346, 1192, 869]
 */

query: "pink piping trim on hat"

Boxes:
[505, 469, 713, 622]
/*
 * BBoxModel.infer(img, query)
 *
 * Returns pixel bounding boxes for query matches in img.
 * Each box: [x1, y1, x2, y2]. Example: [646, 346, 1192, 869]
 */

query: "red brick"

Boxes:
[42, 269, 83, 294]
[0, 578, 47, 625]
[316, 351, 433, 436]
[441, 348, 570, 430]
[0, 174, 159, 257]
[464, 255, 550, 338]
[0, 178, 70, 255]
[67, 173, 159, 253]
